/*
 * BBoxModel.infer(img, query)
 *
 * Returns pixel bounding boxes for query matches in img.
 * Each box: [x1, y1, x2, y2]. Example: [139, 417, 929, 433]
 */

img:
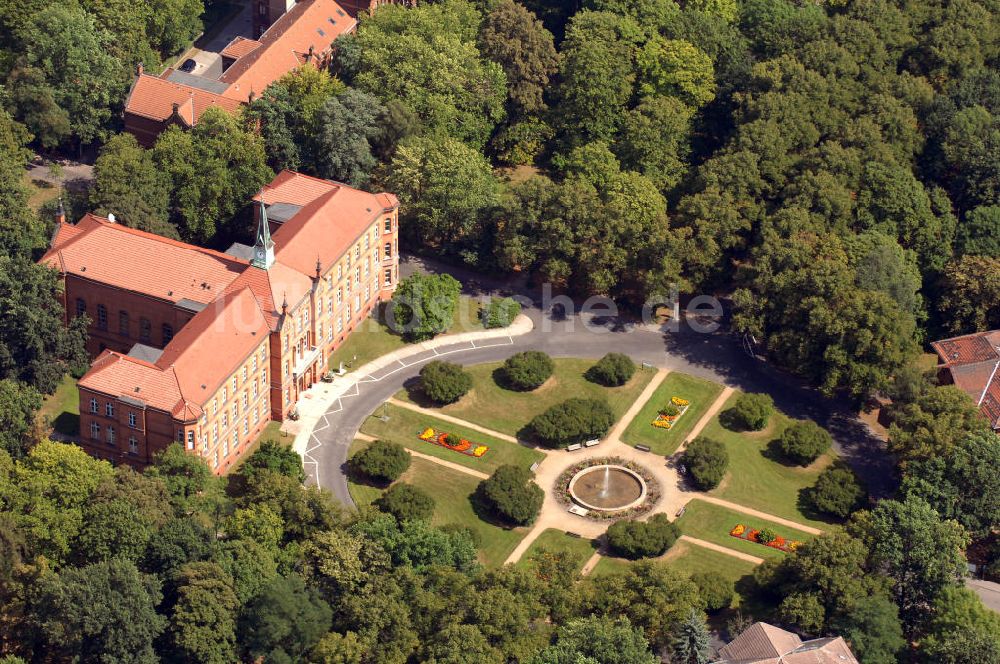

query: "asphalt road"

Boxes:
[306, 255, 895, 508]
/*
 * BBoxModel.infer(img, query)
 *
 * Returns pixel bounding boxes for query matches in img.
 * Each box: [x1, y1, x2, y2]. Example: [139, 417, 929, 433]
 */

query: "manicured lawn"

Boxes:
[329, 296, 484, 372]
[39, 374, 79, 436]
[517, 529, 597, 574]
[346, 444, 527, 567]
[621, 371, 724, 455]
[589, 555, 633, 577]
[702, 391, 836, 529]
[359, 404, 545, 473]
[396, 359, 656, 438]
[674, 499, 816, 561]
[664, 541, 758, 604]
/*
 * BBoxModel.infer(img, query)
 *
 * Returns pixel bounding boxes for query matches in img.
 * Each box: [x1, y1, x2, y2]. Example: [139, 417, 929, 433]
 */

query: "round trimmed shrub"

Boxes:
[586, 353, 636, 386]
[692, 572, 735, 612]
[352, 440, 411, 483]
[484, 296, 521, 328]
[478, 465, 544, 525]
[375, 483, 435, 522]
[502, 351, 554, 391]
[606, 513, 679, 559]
[420, 360, 473, 404]
[681, 436, 728, 490]
[778, 420, 832, 465]
[730, 393, 774, 431]
[807, 465, 865, 518]
[756, 528, 777, 545]
[529, 398, 614, 447]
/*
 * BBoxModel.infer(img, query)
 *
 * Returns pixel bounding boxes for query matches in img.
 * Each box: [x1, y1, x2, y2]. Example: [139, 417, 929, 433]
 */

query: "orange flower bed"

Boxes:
[418, 427, 489, 458]
[729, 523, 802, 553]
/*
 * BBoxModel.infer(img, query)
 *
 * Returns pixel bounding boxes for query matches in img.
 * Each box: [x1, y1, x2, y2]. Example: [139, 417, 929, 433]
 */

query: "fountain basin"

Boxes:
[568, 464, 647, 512]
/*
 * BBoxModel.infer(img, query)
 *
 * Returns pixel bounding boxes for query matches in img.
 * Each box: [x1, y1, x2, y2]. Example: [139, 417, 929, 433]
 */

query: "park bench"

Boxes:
[584, 438, 600, 447]
[635, 444, 651, 452]
[567, 443, 583, 451]
[568, 505, 589, 517]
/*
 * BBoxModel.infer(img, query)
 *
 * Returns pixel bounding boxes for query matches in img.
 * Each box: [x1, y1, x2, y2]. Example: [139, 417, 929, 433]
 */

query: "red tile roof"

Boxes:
[41, 215, 246, 305]
[716, 623, 858, 664]
[156, 287, 269, 401]
[220, 36, 262, 60]
[123, 74, 242, 124]
[79, 351, 190, 418]
[224, 260, 314, 330]
[219, 0, 356, 100]
[264, 170, 399, 275]
[932, 330, 1000, 430]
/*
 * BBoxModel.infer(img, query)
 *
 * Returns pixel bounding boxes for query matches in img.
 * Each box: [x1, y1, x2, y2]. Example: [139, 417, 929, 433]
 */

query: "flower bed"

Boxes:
[651, 396, 690, 430]
[418, 427, 489, 458]
[554, 456, 660, 520]
[729, 523, 802, 553]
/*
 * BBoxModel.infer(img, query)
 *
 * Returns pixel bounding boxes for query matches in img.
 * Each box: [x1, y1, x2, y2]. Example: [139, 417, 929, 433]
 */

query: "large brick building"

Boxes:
[41, 170, 399, 473]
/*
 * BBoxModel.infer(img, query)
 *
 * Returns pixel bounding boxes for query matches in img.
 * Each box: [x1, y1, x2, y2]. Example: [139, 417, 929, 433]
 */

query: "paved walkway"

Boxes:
[694, 496, 823, 535]
[678, 536, 766, 564]
[581, 551, 604, 576]
[387, 398, 521, 444]
[604, 369, 669, 442]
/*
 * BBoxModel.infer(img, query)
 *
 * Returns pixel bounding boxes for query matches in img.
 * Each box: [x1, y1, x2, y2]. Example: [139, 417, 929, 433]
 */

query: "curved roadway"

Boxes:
[305, 256, 894, 508]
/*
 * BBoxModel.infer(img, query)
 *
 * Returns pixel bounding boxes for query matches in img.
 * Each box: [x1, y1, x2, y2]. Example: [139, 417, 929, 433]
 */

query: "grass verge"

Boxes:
[621, 371, 724, 455]
[702, 391, 837, 529]
[329, 296, 483, 372]
[359, 403, 545, 474]
[674, 499, 817, 561]
[39, 374, 79, 437]
[396, 359, 655, 438]
[516, 529, 597, 574]
[346, 441, 527, 567]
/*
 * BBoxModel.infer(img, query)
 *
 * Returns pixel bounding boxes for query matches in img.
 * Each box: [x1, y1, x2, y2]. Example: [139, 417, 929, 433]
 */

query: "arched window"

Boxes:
[96, 305, 108, 330]
[75, 298, 86, 318]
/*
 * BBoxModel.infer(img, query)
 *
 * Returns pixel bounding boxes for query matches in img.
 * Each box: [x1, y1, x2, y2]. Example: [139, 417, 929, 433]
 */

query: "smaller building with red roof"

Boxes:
[931, 330, 1000, 432]
[42, 171, 400, 474]
[123, 0, 358, 146]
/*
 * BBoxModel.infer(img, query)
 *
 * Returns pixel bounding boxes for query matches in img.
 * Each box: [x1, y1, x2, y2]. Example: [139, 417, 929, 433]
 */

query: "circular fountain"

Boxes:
[568, 464, 647, 512]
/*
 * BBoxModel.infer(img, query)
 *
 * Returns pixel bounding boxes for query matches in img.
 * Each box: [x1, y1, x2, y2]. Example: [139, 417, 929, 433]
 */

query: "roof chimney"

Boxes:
[55, 196, 65, 225]
[137, 62, 144, 76]
[107, 212, 116, 223]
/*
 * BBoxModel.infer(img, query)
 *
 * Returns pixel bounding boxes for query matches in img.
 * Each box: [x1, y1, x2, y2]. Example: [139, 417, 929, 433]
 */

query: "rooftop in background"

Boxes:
[714, 622, 859, 663]
[932, 329, 1000, 430]
[124, 0, 356, 132]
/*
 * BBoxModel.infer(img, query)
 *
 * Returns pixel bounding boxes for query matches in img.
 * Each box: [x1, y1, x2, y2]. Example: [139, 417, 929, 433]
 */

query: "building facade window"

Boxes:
[90, 398, 98, 414]
[76, 298, 86, 318]
[90, 422, 100, 439]
[384, 243, 391, 259]
[105, 402, 114, 417]
[106, 426, 116, 446]
[118, 310, 129, 336]
[384, 268, 393, 286]
[97, 305, 108, 330]
[162, 324, 173, 344]
[384, 218, 392, 233]
[139, 317, 151, 343]
[128, 436, 138, 454]
[127, 412, 136, 428]
[187, 430, 195, 450]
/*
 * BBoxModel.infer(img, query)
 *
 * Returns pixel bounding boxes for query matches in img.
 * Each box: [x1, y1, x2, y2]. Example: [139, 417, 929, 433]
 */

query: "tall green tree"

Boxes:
[91, 134, 176, 238]
[0, 111, 48, 257]
[0, 380, 41, 458]
[168, 562, 239, 664]
[385, 135, 500, 262]
[854, 496, 970, 636]
[670, 609, 710, 664]
[13, 3, 128, 146]
[312, 88, 384, 186]
[30, 559, 166, 663]
[533, 616, 657, 664]
[636, 37, 715, 108]
[936, 254, 1000, 333]
[478, 0, 559, 117]
[339, 0, 506, 148]
[239, 574, 332, 663]
[0, 259, 88, 394]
